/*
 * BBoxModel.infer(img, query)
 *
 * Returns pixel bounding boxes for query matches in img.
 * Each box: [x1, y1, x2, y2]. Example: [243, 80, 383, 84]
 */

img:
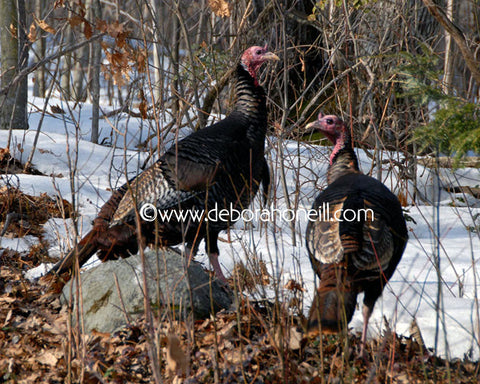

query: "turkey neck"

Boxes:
[327, 128, 359, 184]
[235, 64, 268, 146]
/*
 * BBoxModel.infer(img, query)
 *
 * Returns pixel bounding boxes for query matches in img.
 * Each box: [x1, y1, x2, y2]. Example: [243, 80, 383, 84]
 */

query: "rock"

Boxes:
[60, 248, 233, 333]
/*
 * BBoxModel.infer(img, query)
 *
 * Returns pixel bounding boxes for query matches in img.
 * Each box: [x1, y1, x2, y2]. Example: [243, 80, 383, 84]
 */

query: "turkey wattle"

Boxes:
[305, 113, 408, 352]
[48, 46, 279, 282]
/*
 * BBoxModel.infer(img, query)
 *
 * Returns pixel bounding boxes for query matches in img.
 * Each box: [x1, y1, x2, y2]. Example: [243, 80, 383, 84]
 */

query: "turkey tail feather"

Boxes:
[307, 288, 358, 336]
[307, 263, 358, 335]
[260, 157, 270, 206]
[48, 231, 98, 276]
[48, 183, 128, 277]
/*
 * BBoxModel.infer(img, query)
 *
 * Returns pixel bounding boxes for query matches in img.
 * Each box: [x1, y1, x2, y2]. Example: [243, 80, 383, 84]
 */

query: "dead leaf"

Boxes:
[208, 0, 231, 17]
[96, 19, 107, 33]
[3, 309, 13, 327]
[138, 90, 147, 119]
[9, 23, 17, 37]
[218, 320, 237, 341]
[27, 23, 37, 42]
[387, 371, 421, 384]
[287, 326, 302, 350]
[172, 376, 184, 384]
[273, 325, 302, 351]
[136, 49, 147, 73]
[166, 333, 187, 377]
[0, 148, 9, 161]
[50, 105, 65, 114]
[410, 318, 426, 350]
[36, 350, 58, 366]
[106, 21, 124, 38]
[284, 279, 305, 292]
[84, 21, 92, 39]
[223, 349, 244, 364]
[68, 15, 84, 27]
[33, 15, 56, 35]
[91, 329, 111, 339]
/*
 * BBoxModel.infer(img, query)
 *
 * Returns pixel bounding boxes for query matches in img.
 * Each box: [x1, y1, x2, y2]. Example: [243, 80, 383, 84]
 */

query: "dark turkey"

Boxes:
[48, 46, 279, 282]
[305, 114, 408, 352]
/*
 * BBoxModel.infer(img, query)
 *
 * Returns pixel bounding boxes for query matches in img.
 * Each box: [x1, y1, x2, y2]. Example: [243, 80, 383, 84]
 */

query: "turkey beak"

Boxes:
[305, 120, 321, 135]
[262, 52, 280, 62]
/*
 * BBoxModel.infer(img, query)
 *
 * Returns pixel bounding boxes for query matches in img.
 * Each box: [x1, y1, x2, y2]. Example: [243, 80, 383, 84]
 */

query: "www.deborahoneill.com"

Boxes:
[139, 202, 374, 224]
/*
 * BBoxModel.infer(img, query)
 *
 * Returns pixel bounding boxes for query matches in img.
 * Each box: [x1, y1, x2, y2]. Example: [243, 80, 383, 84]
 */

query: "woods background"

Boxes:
[1, 0, 479, 181]
[1, 1, 480, 383]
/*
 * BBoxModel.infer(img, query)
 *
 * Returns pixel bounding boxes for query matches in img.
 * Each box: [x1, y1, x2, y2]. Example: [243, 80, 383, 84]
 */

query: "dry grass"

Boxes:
[0, 186, 73, 239]
[1, 255, 479, 383]
[0, 155, 478, 383]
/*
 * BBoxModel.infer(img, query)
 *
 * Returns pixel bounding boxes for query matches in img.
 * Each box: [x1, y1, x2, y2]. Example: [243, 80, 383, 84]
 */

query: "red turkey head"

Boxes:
[305, 113, 346, 145]
[241, 45, 279, 83]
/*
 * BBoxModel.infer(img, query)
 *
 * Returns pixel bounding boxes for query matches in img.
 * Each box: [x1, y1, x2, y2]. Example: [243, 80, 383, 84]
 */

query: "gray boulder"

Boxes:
[60, 248, 233, 333]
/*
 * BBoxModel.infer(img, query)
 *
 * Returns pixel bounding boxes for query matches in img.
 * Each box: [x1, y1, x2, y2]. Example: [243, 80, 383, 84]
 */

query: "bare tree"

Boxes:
[33, 0, 47, 97]
[16, 0, 28, 128]
[0, 0, 28, 130]
[61, 22, 74, 100]
[423, 0, 480, 85]
[89, 0, 102, 144]
[442, 0, 454, 95]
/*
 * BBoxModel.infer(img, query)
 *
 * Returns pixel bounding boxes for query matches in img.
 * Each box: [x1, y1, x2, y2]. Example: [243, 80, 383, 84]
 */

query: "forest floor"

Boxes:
[1, 120, 480, 382]
[0, 189, 478, 384]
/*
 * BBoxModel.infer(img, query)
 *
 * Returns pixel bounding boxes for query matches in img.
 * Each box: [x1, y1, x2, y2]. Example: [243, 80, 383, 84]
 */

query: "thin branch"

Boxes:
[288, 63, 361, 134]
[422, 0, 480, 84]
[0, 33, 106, 97]
[197, 66, 236, 130]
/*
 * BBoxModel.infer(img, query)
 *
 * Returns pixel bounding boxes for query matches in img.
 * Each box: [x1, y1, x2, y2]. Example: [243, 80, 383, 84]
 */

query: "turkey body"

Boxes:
[305, 114, 408, 351]
[48, 47, 278, 281]
[94, 107, 269, 260]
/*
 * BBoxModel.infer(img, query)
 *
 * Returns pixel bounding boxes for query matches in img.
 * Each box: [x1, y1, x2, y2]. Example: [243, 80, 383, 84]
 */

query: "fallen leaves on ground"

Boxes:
[0, 261, 479, 383]
[0, 186, 73, 240]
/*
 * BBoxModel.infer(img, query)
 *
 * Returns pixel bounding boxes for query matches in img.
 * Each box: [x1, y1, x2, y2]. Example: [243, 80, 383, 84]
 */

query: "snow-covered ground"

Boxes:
[1, 94, 479, 361]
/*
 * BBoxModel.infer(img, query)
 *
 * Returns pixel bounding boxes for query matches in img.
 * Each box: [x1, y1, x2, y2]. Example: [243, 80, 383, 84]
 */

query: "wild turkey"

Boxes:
[305, 113, 408, 352]
[48, 45, 279, 282]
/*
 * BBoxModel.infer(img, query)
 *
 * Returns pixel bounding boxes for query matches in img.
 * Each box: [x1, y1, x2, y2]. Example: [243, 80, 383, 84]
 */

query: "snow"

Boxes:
[0, 235, 39, 253]
[1, 94, 479, 361]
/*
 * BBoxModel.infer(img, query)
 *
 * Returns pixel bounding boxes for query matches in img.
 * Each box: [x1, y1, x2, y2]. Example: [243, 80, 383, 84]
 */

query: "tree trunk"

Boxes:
[89, 0, 102, 144]
[33, 0, 46, 97]
[150, 0, 163, 106]
[171, 13, 180, 118]
[422, 0, 480, 85]
[0, 0, 17, 130]
[72, 1, 89, 102]
[442, 0, 454, 95]
[0, 0, 28, 130]
[15, 0, 28, 130]
[72, 45, 88, 102]
[61, 23, 73, 100]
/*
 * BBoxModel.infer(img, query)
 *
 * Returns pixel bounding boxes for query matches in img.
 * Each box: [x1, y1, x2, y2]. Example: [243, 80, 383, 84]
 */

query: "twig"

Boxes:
[422, 0, 480, 84]
[0, 33, 106, 97]
[0, 212, 28, 236]
[197, 66, 236, 130]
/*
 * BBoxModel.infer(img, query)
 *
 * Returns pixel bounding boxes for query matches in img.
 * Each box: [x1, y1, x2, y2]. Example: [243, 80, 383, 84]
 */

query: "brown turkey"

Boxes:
[305, 113, 408, 353]
[47, 46, 279, 282]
